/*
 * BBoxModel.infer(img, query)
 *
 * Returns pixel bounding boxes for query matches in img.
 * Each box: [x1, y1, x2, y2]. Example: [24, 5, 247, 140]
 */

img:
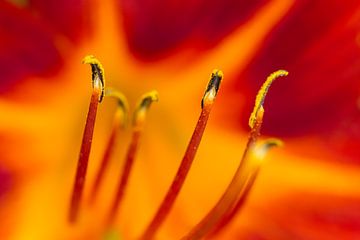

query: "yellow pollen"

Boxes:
[82, 55, 106, 102]
[249, 70, 288, 129]
[212, 69, 224, 79]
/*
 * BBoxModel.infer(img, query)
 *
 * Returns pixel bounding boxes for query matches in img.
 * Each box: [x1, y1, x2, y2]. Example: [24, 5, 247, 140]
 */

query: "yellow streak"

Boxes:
[256, 151, 360, 198]
[159, 0, 294, 97]
[85, 0, 295, 97]
[195, 1, 293, 76]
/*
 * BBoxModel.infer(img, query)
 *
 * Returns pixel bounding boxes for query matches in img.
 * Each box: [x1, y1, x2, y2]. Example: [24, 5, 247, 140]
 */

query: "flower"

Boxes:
[0, 0, 360, 239]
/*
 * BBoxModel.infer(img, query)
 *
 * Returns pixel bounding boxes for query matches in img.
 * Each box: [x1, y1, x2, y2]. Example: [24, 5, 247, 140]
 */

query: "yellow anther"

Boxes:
[82, 55, 106, 102]
[212, 69, 224, 79]
[249, 70, 288, 129]
[105, 88, 129, 128]
[133, 90, 159, 130]
[202, 69, 224, 108]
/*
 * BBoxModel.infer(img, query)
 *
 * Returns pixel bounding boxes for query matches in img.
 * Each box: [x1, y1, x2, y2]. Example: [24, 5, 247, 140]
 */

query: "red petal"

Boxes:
[0, 2, 62, 94]
[119, 0, 268, 60]
[28, 0, 92, 42]
[0, 167, 14, 200]
[259, 193, 360, 239]
[225, 0, 360, 161]
[216, 193, 360, 239]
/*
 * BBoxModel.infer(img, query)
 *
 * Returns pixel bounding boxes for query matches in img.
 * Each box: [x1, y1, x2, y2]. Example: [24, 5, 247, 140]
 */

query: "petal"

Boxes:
[0, 166, 16, 239]
[225, 194, 360, 240]
[27, 0, 91, 42]
[216, 153, 360, 239]
[0, 0, 94, 101]
[222, 0, 360, 161]
[253, 194, 360, 240]
[119, 0, 268, 60]
[0, 2, 63, 94]
[0, 131, 27, 239]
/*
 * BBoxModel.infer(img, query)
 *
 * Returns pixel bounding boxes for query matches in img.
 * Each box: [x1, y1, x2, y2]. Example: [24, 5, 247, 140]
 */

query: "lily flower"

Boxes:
[0, 0, 359, 240]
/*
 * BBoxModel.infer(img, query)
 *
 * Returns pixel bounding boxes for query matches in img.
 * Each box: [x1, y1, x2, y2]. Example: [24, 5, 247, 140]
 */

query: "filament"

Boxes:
[140, 70, 223, 240]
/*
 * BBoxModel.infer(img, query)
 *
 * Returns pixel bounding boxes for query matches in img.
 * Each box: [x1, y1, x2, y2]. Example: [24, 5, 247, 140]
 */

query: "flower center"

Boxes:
[68, 55, 287, 239]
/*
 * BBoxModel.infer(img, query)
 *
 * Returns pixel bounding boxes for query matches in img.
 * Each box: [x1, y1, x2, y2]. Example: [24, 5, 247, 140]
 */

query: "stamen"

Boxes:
[209, 139, 283, 237]
[107, 91, 158, 224]
[181, 70, 287, 240]
[140, 70, 223, 240]
[249, 70, 288, 129]
[89, 89, 128, 205]
[69, 55, 106, 223]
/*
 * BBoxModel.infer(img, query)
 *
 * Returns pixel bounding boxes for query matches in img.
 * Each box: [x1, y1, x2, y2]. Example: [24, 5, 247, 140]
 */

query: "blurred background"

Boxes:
[0, 0, 360, 239]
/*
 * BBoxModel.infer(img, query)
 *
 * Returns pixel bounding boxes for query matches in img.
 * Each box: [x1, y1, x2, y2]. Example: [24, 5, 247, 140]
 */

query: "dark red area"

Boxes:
[0, 2, 63, 93]
[0, 1, 92, 94]
[28, 0, 92, 43]
[225, 0, 360, 161]
[119, 0, 267, 60]
[0, 167, 13, 199]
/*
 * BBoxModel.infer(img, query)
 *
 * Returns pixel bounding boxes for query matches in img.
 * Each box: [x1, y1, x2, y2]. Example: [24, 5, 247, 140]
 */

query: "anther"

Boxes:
[201, 69, 224, 108]
[82, 55, 106, 102]
[249, 70, 288, 129]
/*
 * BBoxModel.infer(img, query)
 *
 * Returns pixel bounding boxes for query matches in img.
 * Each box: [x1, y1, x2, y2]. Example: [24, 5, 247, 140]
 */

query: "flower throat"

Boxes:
[68, 55, 288, 240]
